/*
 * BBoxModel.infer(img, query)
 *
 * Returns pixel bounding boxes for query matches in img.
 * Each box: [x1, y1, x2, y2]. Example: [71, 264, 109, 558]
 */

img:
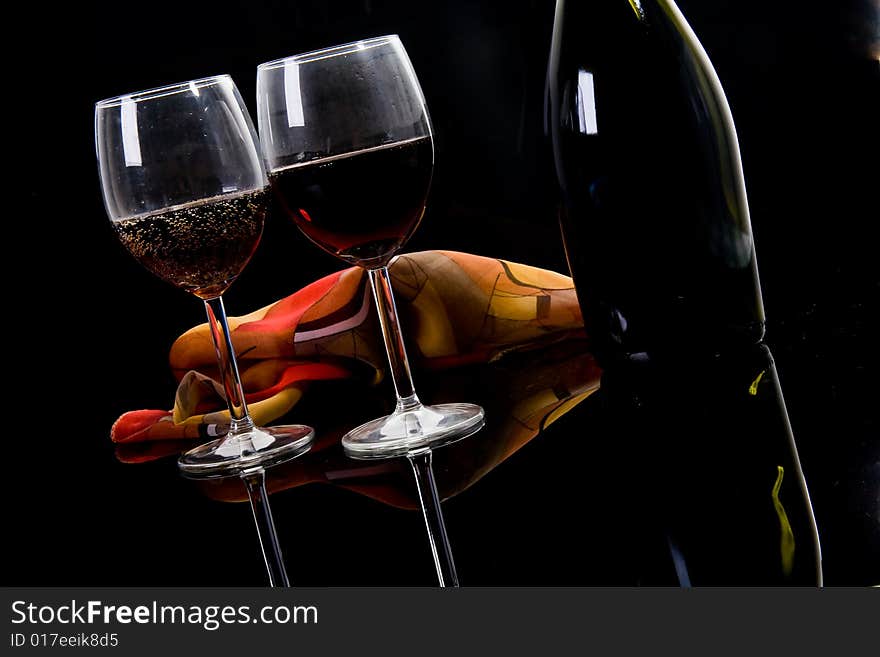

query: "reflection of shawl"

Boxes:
[111, 250, 585, 448]
[183, 337, 602, 507]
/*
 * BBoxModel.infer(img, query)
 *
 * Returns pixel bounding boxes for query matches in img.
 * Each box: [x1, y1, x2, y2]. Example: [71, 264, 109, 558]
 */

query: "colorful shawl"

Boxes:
[111, 250, 601, 505]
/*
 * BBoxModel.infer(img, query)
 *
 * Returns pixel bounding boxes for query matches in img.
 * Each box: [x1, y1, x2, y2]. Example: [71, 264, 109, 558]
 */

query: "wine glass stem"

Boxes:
[204, 296, 291, 587]
[408, 450, 460, 587]
[241, 467, 291, 587]
[369, 267, 461, 585]
[368, 266, 421, 412]
[203, 296, 255, 437]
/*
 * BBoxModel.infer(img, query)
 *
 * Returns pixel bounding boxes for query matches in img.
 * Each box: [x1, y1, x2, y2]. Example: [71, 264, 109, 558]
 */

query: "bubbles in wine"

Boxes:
[114, 188, 267, 298]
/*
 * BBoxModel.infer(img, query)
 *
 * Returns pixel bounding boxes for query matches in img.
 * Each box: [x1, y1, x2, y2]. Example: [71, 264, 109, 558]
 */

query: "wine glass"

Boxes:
[257, 36, 485, 586]
[95, 74, 314, 586]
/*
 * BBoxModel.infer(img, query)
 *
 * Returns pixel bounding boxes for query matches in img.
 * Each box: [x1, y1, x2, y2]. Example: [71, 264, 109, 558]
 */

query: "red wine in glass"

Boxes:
[269, 137, 433, 267]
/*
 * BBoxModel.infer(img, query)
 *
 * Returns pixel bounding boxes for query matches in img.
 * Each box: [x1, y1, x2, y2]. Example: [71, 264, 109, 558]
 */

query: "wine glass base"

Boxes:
[341, 403, 485, 460]
[178, 424, 314, 479]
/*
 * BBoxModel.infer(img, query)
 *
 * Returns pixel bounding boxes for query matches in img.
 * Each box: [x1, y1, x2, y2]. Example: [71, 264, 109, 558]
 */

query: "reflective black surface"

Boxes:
[9, 0, 877, 585]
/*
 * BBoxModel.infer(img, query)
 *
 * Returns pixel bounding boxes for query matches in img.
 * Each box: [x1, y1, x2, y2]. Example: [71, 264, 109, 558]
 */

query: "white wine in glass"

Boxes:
[95, 74, 314, 586]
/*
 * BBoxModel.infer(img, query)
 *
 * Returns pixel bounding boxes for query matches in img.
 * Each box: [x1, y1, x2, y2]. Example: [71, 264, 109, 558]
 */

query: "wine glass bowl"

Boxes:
[256, 36, 434, 270]
[257, 36, 485, 461]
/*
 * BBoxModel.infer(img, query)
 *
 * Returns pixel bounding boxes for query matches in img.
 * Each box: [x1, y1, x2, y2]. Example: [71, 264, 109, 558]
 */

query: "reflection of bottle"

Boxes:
[547, 0, 823, 584]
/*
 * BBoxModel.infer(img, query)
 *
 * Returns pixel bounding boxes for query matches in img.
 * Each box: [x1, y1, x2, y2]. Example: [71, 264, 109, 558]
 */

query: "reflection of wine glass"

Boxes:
[257, 36, 485, 585]
[95, 75, 314, 585]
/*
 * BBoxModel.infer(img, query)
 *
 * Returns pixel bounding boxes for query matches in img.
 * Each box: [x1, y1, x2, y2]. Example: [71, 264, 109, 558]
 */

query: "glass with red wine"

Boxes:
[257, 36, 485, 586]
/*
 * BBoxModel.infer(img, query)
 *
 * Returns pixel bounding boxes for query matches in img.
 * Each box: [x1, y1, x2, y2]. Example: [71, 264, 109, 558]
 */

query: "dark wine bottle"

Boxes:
[546, 0, 823, 584]
[548, 0, 766, 360]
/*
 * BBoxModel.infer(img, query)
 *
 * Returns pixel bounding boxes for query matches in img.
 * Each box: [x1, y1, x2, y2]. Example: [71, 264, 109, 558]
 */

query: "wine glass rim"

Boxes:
[257, 35, 401, 70]
[95, 74, 233, 109]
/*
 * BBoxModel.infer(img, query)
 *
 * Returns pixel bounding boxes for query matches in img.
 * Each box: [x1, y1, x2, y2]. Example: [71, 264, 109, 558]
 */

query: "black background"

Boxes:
[7, 0, 877, 586]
